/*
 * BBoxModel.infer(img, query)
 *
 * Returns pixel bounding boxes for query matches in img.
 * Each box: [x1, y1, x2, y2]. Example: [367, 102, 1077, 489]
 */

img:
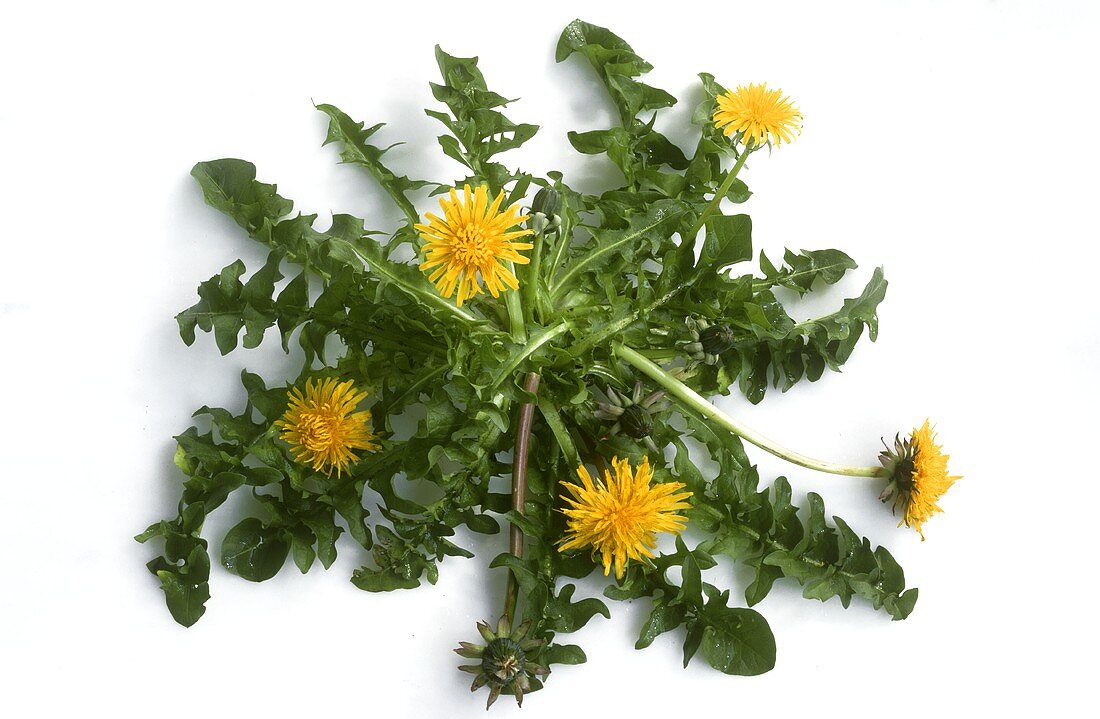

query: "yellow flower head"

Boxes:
[275, 377, 378, 476]
[558, 456, 692, 579]
[879, 420, 961, 538]
[713, 83, 803, 149]
[415, 184, 534, 307]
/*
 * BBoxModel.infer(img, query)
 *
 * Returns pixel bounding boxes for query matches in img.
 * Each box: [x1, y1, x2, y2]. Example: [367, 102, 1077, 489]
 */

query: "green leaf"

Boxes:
[725, 177, 752, 204]
[700, 214, 752, 274]
[191, 158, 292, 236]
[744, 563, 783, 607]
[556, 19, 674, 122]
[556, 19, 685, 190]
[316, 103, 430, 226]
[545, 584, 610, 633]
[697, 266, 889, 402]
[275, 272, 309, 351]
[332, 484, 373, 550]
[176, 253, 294, 354]
[289, 525, 317, 573]
[801, 266, 888, 345]
[552, 200, 688, 299]
[759, 248, 857, 296]
[191, 159, 377, 278]
[155, 567, 210, 628]
[350, 567, 420, 592]
[699, 606, 776, 676]
[464, 512, 500, 534]
[682, 620, 704, 667]
[676, 543, 703, 605]
[635, 599, 688, 649]
[428, 46, 538, 189]
[301, 510, 343, 569]
[702, 473, 917, 619]
[220, 518, 290, 582]
[350, 233, 479, 325]
[541, 644, 587, 665]
[150, 544, 211, 628]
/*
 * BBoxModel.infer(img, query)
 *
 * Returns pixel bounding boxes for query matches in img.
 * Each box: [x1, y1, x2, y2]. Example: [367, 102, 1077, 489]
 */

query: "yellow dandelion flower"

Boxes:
[415, 184, 534, 307]
[713, 83, 803, 148]
[879, 420, 961, 538]
[558, 456, 692, 579]
[275, 377, 378, 476]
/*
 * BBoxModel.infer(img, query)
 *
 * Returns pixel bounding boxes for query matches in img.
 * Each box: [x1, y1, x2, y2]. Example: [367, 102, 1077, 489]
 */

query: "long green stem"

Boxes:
[545, 217, 572, 297]
[504, 263, 527, 344]
[614, 343, 884, 478]
[523, 228, 546, 326]
[685, 145, 753, 241]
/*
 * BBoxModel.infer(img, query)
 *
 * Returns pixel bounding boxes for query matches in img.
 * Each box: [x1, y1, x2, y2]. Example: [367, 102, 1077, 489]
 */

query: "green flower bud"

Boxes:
[531, 187, 560, 218]
[620, 404, 654, 439]
[699, 324, 735, 356]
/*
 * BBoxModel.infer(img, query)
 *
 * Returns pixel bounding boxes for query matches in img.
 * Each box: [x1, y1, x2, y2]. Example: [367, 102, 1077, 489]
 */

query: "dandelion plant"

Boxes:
[138, 18, 958, 709]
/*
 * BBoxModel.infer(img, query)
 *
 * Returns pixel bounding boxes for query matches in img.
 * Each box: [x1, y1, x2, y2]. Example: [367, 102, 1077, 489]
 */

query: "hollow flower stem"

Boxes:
[685, 142, 753, 240]
[523, 227, 546, 326]
[614, 343, 884, 478]
[504, 264, 527, 344]
[502, 372, 541, 626]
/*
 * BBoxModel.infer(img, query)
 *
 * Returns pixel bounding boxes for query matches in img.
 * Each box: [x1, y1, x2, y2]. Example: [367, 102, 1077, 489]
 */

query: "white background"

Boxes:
[2, 1, 1097, 716]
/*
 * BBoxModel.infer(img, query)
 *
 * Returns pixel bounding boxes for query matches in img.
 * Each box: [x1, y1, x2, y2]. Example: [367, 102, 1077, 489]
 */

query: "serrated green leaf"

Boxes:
[191, 159, 292, 235]
[316, 103, 430, 226]
[552, 201, 688, 299]
[760, 248, 857, 296]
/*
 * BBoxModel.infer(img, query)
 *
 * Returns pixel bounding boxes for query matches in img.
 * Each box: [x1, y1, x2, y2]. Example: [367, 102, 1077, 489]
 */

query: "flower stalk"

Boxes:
[502, 372, 541, 627]
[614, 343, 884, 478]
[522, 230, 545, 326]
[686, 141, 753, 240]
[504, 270, 527, 344]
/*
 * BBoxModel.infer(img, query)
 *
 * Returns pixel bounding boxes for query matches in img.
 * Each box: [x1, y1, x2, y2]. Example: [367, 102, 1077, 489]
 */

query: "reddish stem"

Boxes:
[502, 372, 541, 625]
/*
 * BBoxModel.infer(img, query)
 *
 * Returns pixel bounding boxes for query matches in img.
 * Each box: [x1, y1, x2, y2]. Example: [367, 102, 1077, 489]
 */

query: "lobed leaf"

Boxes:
[316, 103, 431, 226]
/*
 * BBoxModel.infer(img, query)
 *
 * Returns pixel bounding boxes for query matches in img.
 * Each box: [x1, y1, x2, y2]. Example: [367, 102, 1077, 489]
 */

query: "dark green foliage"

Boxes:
[680, 411, 917, 619]
[556, 19, 686, 191]
[140, 19, 912, 701]
[426, 46, 539, 195]
[317, 103, 432, 227]
[625, 537, 777, 675]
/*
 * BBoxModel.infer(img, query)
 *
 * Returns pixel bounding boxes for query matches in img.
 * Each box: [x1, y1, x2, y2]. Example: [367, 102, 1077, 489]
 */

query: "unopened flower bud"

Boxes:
[699, 324, 735, 356]
[531, 187, 560, 218]
[620, 404, 654, 439]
